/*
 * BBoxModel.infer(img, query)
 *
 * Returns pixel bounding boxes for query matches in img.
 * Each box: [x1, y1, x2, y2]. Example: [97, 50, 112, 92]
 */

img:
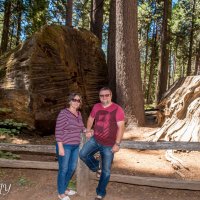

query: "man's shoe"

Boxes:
[96, 169, 102, 178]
[95, 195, 103, 200]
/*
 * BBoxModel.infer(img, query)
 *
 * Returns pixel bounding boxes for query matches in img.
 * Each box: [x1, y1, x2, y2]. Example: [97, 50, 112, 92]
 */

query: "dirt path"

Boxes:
[1, 169, 200, 200]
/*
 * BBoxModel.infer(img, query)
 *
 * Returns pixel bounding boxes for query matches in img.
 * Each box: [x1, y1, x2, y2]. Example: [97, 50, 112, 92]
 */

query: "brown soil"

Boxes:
[1, 127, 200, 200]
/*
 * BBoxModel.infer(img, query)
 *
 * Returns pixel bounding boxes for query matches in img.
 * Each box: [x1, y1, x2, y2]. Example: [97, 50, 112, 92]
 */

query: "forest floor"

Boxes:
[0, 126, 200, 200]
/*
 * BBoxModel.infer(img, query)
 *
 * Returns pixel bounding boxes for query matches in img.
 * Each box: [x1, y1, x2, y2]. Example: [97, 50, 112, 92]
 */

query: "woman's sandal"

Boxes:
[58, 194, 70, 200]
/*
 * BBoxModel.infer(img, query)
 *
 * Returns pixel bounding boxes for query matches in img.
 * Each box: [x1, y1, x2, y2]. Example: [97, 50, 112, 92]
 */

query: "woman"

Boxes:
[55, 93, 85, 200]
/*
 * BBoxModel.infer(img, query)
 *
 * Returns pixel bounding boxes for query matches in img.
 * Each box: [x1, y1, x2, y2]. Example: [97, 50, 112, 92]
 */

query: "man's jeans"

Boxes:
[56, 143, 79, 195]
[79, 137, 114, 197]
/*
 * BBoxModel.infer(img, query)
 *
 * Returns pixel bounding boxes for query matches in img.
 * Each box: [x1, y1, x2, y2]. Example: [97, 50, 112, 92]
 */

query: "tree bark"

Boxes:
[107, 0, 116, 101]
[0, 0, 12, 54]
[187, 0, 196, 76]
[116, 0, 145, 127]
[156, 0, 172, 103]
[91, 0, 104, 46]
[65, 0, 73, 26]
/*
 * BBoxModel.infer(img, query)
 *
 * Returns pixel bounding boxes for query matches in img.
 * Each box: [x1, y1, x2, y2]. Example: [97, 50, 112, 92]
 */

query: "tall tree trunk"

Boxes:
[187, 0, 196, 76]
[143, 25, 150, 97]
[90, 0, 93, 30]
[168, 47, 172, 89]
[172, 54, 176, 84]
[147, 21, 158, 104]
[156, 0, 172, 103]
[9, 21, 15, 50]
[195, 42, 200, 75]
[0, 0, 12, 54]
[116, 0, 145, 127]
[91, 0, 104, 45]
[107, 0, 116, 101]
[16, 0, 22, 46]
[65, 0, 73, 26]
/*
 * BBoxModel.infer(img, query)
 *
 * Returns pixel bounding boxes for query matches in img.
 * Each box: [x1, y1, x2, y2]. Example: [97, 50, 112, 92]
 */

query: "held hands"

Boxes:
[85, 129, 94, 139]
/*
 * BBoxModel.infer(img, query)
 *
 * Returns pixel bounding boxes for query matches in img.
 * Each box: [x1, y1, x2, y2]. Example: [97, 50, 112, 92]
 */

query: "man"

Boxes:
[79, 87, 125, 200]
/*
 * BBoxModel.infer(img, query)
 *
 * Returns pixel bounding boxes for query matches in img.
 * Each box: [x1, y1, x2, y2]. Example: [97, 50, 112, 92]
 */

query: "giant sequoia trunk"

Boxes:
[150, 76, 200, 142]
[0, 25, 107, 134]
[116, 0, 145, 127]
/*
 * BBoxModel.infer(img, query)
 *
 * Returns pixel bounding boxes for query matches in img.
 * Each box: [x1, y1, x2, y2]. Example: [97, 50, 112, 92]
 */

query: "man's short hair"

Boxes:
[99, 87, 112, 94]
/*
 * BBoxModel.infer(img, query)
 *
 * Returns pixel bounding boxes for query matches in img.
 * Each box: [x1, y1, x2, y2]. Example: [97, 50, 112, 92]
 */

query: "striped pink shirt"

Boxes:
[55, 109, 85, 144]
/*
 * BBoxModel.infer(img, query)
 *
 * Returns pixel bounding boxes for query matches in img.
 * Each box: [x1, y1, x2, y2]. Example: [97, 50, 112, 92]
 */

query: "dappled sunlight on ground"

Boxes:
[123, 127, 160, 141]
[11, 138, 30, 144]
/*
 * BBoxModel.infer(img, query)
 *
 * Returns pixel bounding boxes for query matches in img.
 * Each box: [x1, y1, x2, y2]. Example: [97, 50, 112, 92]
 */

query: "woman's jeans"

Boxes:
[79, 137, 114, 197]
[56, 143, 79, 195]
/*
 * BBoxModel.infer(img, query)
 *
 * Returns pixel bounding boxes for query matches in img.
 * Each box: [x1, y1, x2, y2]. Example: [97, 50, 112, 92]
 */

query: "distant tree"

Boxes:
[147, 21, 158, 104]
[187, 0, 196, 75]
[116, 0, 145, 126]
[91, 0, 104, 45]
[195, 42, 200, 75]
[66, 0, 73, 26]
[0, 0, 11, 54]
[16, 0, 23, 45]
[156, 0, 172, 103]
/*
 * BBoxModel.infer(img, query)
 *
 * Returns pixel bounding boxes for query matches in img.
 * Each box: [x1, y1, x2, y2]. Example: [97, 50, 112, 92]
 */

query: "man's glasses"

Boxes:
[99, 94, 110, 98]
[72, 99, 81, 103]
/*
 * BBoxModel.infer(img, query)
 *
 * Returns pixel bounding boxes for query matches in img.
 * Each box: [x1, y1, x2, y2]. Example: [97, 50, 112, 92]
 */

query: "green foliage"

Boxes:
[144, 104, 156, 110]
[0, 150, 20, 160]
[24, 0, 50, 36]
[17, 176, 32, 186]
[68, 179, 76, 190]
[0, 107, 12, 113]
[0, 119, 27, 136]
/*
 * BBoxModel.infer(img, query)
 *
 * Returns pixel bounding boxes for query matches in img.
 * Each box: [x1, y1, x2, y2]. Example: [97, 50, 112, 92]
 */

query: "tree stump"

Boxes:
[148, 76, 200, 169]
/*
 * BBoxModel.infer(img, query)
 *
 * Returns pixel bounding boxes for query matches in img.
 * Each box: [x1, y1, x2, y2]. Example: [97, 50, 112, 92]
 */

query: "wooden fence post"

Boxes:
[76, 134, 90, 197]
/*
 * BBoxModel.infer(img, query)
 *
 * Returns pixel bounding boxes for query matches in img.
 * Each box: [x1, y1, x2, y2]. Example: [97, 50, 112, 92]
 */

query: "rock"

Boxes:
[0, 25, 108, 135]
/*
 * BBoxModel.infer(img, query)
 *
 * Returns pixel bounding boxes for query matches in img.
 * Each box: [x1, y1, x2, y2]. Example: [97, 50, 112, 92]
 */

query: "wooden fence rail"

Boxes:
[1, 141, 200, 153]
